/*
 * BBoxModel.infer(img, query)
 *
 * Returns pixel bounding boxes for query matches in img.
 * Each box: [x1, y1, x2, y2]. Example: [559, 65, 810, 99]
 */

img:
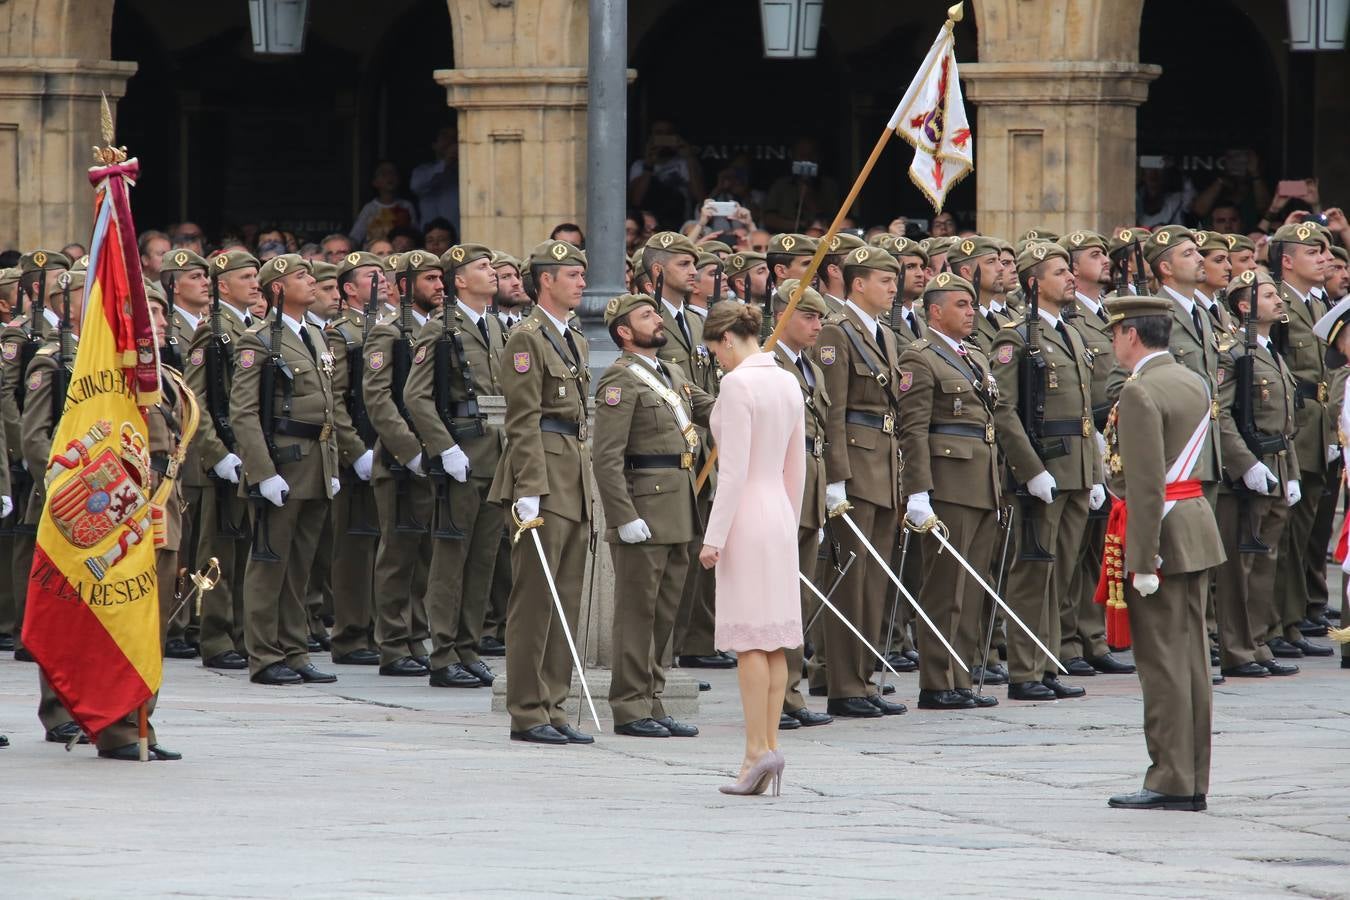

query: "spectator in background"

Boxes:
[930, 211, 958, 237]
[256, 238, 286, 262]
[628, 120, 704, 230]
[410, 123, 461, 237]
[321, 233, 353, 264]
[61, 242, 86, 261]
[625, 214, 643, 254]
[139, 229, 170, 281]
[1190, 148, 1270, 231]
[424, 217, 457, 257]
[350, 160, 419, 245]
[388, 226, 421, 253]
[761, 137, 840, 233]
[171, 222, 206, 256]
[364, 238, 394, 256]
[639, 210, 659, 241]
[1209, 202, 1243, 234]
[299, 243, 323, 261]
[749, 229, 771, 253]
[1136, 158, 1195, 227]
[550, 223, 585, 249]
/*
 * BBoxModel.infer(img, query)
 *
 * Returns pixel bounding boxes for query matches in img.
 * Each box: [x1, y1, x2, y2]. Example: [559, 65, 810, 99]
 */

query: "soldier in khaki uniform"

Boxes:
[366, 250, 443, 677]
[184, 249, 261, 671]
[302, 259, 341, 647]
[1103, 296, 1224, 812]
[488, 239, 593, 745]
[593, 293, 712, 737]
[818, 232, 866, 313]
[403, 243, 506, 689]
[1192, 230, 1236, 336]
[950, 237, 1012, 353]
[1214, 270, 1301, 678]
[231, 255, 339, 685]
[886, 236, 930, 345]
[723, 251, 769, 310]
[492, 250, 530, 333]
[0, 267, 17, 654]
[990, 242, 1101, 701]
[1226, 233, 1258, 279]
[816, 246, 906, 718]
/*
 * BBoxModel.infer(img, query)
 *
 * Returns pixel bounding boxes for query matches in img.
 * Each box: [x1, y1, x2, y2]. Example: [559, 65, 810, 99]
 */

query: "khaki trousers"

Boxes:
[426, 476, 501, 670]
[195, 482, 250, 661]
[242, 498, 327, 676]
[608, 539, 689, 725]
[328, 476, 378, 659]
[371, 474, 432, 666]
[1275, 466, 1325, 640]
[917, 501, 997, 691]
[1061, 511, 1109, 660]
[783, 525, 823, 712]
[825, 498, 894, 699]
[1006, 489, 1088, 683]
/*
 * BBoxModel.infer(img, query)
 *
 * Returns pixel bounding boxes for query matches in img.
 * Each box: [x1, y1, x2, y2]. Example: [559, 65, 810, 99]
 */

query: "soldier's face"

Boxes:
[1228, 248, 1256, 277]
[1072, 247, 1110, 288]
[494, 266, 524, 306]
[1162, 241, 1202, 287]
[968, 254, 1003, 293]
[314, 279, 341, 317]
[784, 309, 823, 349]
[219, 267, 260, 307]
[622, 305, 667, 350]
[1327, 260, 1349, 299]
[455, 258, 497, 300]
[851, 269, 897, 315]
[783, 256, 812, 280]
[1283, 244, 1325, 285]
[1200, 251, 1230, 290]
[931, 291, 976, 338]
[749, 263, 769, 297]
[543, 266, 586, 310]
[662, 254, 698, 295]
[413, 269, 445, 311]
[277, 270, 316, 309]
[899, 255, 926, 299]
[695, 264, 719, 300]
[176, 268, 211, 306]
[1037, 259, 1076, 304]
[1251, 283, 1283, 323]
[149, 302, 168, 344]
[999, 252, 1017, 285]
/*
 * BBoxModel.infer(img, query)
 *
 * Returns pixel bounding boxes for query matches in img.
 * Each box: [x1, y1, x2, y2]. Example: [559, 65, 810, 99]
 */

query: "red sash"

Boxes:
[1094, 479, 1204, 648]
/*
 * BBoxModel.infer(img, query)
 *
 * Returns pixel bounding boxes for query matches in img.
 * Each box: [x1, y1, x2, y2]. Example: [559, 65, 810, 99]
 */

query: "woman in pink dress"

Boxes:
[698, 303, 806, 796]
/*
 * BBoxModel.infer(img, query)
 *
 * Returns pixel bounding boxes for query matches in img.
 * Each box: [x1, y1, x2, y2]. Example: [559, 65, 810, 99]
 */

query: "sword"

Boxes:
[878, 528, 913, 695]
[798, 573, 902, 679]
[912, 512, 1068, 675]
[977, 506, 1015, 697]
[575, 525, 600, 729]
[802, 550, 857, 633]
[514, 510, 602, 731]
[830, 502, 968, 673]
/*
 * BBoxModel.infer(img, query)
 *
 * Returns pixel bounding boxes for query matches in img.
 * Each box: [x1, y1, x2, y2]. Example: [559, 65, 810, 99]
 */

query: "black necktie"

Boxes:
[243, 314, 254, 327]
[874, 323, 889, 364]
[795, 353, 813, 387]
[906, 310, 918, 335]
[655, 359, 672, 386]
[1206, 303, 1223, 326]
[564, 328, 581, 366]
[1095, 305, 1108, 324]
[987, 311, 999, 329]
[675, 310, 691, 346]
[477, 317, 490, 346]
[1191, 305, 1205, 342]
[1054, 320, 1071, 349]
[300, 326, 318, 362]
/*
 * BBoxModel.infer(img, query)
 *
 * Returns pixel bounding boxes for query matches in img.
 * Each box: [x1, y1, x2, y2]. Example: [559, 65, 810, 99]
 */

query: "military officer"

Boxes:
[990, 242, 1101, 701]
[1102, 295, 1224, 812]
[816, 245, 906, 718]
[593, 292, 713, 737]
[886, 236, 930, 345]
[950, 236, 1010, 352]
[487, 239, 594, 745]
[492, 250, 529, 331]
[685, 250, 724, 320]
[1226, 233, 1259, 279]
[766, 233, 819, 289]
[230, 254, 339, 686]
[818, 232, 866, 312]
[1192, 230, 1237, 335]
[402, 243, 506, 689]
[897, 272, 1002, 709]
[0, 267, 16, 653]
[723, 251, 769, 309]
[184, 249, 260, 671]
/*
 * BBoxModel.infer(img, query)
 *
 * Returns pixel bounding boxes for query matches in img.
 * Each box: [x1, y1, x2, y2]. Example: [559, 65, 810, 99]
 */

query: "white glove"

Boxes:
[617, 518, 652, 544]
[1089, 483, 1106, 510]
[1132, 573, 1160, 597]
[1243, 461, 1277, 494]
[1286, 479, 1302, 507]
[259, 474, 289, 507]
[213, 452, 242, 483]
[1094, 430, 1107, 460]
[905, 492, 935, 529]
[407, 452, 425, 476]
[0, 496, 11, 519]
[514, 496, 540, 522]
[330, 477, 341, 497]
[441, 445, 470, 483]
[353, 448, 374, 482]
[825, 481, 847, 512]
[1026, 470, 1057, 505]
[1330, 444, 1343, 463]
[817, 528, 825, 546]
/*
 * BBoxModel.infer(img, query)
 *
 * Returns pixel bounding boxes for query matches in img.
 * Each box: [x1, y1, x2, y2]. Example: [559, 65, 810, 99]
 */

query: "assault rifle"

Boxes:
[1013, 278, 1056, 561]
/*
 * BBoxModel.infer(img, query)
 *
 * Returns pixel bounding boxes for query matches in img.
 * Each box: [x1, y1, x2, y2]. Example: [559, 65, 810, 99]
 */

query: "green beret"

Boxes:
[1142, 225, 1196, 263]
[441, 243, 493, 271]
[258, 254, 312, 288]
[211, 249, 261, 276]
[1018, 226, 1059, 244]
[1108, 226, 1150, 257]
[1103, 295, 1173, 325]
[843, 245, 899, 273]
[1016, 241, 1070, 274]
[395, 249, 441, 273]
[1225, 269, 1275, 297]
[1332, 245, 1348, 264]
[1224, 233, 1256, 254]
[337, 251, 384, 278]
[382, 253, 401, 273]
[161, 248, 209, 274]
[768, 233, 817, 257]
[490, 250, 522, 271]
[0, 268, 18, 287]
[723, 251, 766, 278]
[824, 232, 866, 256]
[699, 240, 733, 256]
[603, 292, 659, 326]
[947, 235, 1000, 267]
[868, 233, 897, 251]
[1192, 230, 1230, 255]
[890, 236, 929, 266]
[19, 250, 71, 274]
[143, 278, 166, 305]
[774, 278, 829, 316]
[310, 260, 339, 282]
[54, 269, 85, 294]
[1271, 222, 1329, 248]
[530, 239, 587, 269]
[644, 231, 699, 259]
[1058, 230, 1107, 254]
[921, 271, 975, 300]
[696, 251, 721, 270]
[71, 255, 89, 273]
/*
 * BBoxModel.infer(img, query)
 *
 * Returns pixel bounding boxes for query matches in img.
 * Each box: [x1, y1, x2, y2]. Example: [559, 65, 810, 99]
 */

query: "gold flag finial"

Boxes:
[100, 92, 114, 145]
[93, 92, 128, 165]
[946, 2, 964, 24]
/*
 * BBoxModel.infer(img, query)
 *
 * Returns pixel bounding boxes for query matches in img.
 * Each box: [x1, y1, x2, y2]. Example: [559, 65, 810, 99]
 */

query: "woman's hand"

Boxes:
[699, 544, 720, 569]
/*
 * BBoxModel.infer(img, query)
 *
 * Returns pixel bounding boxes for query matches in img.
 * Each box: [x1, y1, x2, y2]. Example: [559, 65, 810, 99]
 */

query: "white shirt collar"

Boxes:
[42, 307, 60, 328]
[990, 299, 1006, 315]
[281, 312, 306, 340]
[928, 325, 967, 355]
[410, 307, 428, 328]
[780, 344, 801, 363]
[685, 303, 707, 318]
[1284, 281, 1311, 304]
[539, 306, 570, 337]
[844, 300, 880, 336]
[177, 308, 201, 332]
[222, 302, 252, 325]
[456, 299, 482, 325]
[1037, 306, 1063, 329]
[631, 352, 662, 371]
[1161, 283, 1196, 315]
[1256, 333, 1270, 351]
[1194, 288, 1217, 310]
[305, 310, 327, 327]
[1312, 286, 1326, 299]
[1075, 291, 1103, 315]
[1133, 349, 1170, 374]
[661, 297, 685, 319]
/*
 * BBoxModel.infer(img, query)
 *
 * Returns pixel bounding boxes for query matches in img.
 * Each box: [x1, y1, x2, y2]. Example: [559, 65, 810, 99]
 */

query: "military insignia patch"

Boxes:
[605, 297, 620, 317]
[1, 343, 16, 361]
[275, 258, 288, 274]
[820, 346, 836, 365]
[1032, 245, 1048, 261]
[829, 235, 841, 252]
[1025, 231, 1040, 240]
[33, 251, 47, 268]
[514, 352, 531, 373]
[997, 345, 1015, 364]
[346, 252, 361, 265]
[851, 248, 870, 264]
[26, 372, 42, 391]
[238, 349, 256, 369]
[1118, 229, 1134, 243]
[410, 252, 425, 267]
[1070, 232, 1085, 246]
[413, 345, 428, 364]
[451, 247, 465, 263]
[174, 251, 189, 267]
[1156, 230, 1171, 246]
[960, 239, 976, 255]
[781, 235, 796, 252]
[898, 371, 914, 392]
[368, 350, 385, 371]
[1216, 367, 1225, 385]
[604, 386, 622, 406]
[550, 243, 568, 261]
[935, 272, 952, 287]
[1296, 224, 1313, 241]
[1225, 234, 1238, 249]
[189, 347, 204, 367]
[730, 255, 745, 270]
[1239, 270, 1255, 285]
[215, 254, 229, 269]
[659, 233, 675, 249]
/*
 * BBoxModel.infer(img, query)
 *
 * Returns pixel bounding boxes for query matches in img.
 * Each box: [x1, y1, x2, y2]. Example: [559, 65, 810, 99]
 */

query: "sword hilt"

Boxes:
[510, 506, 544, 544]
[827, 500, 853, 519]
[905, 513, 948, 539]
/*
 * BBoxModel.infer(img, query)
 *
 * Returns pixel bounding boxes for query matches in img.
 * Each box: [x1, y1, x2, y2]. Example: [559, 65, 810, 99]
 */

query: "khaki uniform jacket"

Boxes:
[324, 308, 373, 468]
[184, 305, 253, 485]
[816, 304, 901, 510]
[887, 302, 927, 347]
[487, 307, 593, 522]
[1196, 291, 1237, 337]
[148, 368, 191, 551]
[18, 338, 71, 523]
[1106, 355, 1225, 575]
[991, 313, 1101, 490]
[592, 352, 714, 544]
[896, 334, 1001, 510]
[1069, 295, 1116, 430]
[773, 345, 830, 529]
[229, 319, 338, 500]
[656, 301, 716, 393]
[1, 313, 57, 467]
[1216, 336, 1300, 489]
[362, 313, 427, 476]
[403, 305, 506, 475]
[1280, 283, 1332, 473]
[971, 305, 1012, 354]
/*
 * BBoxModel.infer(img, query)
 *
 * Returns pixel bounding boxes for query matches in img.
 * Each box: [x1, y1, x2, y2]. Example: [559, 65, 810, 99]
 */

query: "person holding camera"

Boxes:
[628, 121, 705, 231]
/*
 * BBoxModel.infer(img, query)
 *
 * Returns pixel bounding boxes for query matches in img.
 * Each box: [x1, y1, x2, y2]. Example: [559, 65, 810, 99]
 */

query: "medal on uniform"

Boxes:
[558, 385, 567, 398]
[953, 397, 963, 416]
[320, 352, 335, 378]
[1048, 370, 1059, 389]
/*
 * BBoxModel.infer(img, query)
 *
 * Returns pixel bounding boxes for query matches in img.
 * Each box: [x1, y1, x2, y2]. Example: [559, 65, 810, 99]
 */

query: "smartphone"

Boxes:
[791, 160, 819, 177]
[1277, 179, 1311, 200]
[707, 200, 738, 217]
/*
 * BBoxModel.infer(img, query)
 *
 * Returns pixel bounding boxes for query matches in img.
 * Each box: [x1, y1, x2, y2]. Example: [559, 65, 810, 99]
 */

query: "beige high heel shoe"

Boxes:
[719, 750, 785, 796]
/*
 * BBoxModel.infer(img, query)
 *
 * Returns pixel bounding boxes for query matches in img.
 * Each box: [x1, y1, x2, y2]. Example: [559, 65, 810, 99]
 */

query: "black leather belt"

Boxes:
[539, 417, 579, 436]
[448, 400, 480, 418]
[625, 453, 693, 470]
[274, 417, 332, 441]
[845, 410, 895, 434]
[1295, 379, 1328, 403]
[1092, 403, 1111, 431]
[1041, 417, 1092, 438]
[806, 436, 823, 457]
[931, 423, 996, 444]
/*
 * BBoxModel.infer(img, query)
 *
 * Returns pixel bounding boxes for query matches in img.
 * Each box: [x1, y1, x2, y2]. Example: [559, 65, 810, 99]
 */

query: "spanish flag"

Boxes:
[22, 145, 163, 741]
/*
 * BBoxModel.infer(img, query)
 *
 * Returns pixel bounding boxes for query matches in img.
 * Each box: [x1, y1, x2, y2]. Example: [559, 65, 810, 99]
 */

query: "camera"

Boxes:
[791, 160, 819, 178]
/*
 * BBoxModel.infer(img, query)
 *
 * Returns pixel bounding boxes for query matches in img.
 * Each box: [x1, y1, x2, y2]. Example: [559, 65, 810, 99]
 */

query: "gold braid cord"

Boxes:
[149, 369, 200, 548]
[511, 506, 544, 544]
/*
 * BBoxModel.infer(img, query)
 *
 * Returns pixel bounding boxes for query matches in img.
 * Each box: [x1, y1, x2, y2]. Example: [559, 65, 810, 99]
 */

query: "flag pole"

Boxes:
[137, 703, 148, 762]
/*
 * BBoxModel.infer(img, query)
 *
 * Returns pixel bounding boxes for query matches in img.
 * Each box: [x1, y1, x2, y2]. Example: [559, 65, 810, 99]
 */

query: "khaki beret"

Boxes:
[890, 236, 929, 266]
[1224, 233, 1256, 254]
[211, 249, 261, 276]
[337, 251, 384, 278]
[1016, 241, 1070, 274]
[441, 243, 493, 270]
[698, 240, 733, 256]
[768, 233, 818, 257]
[19, 250, 71, 274]
[602, 292, 659, 326]
[71, 255, 90, 273]
[395, 249, 441, 273]
[54, 269, 85, 295]
[0, 268, 18, 287]
[1192, 230, 1231, 254]
[143, 278, 166, 305]
[947, 235, 1000, 267]
[1142, 225, 1196, 263]
[1018, 227, 1060, 244]
[1271, 222, 1329, 248]
[1225, 269, 1275, 297]
[382, 253, 401, 273]
[1332, 245, 1348, 264]
[824, 232, 866, 256]
[868, 233, 897, 251]
[258, 253, 312, 288]
[160, 248, 209, 274]
[1108, 226, 1151, 256]
[1103, 295, 1173, 324]
[994, 238, 1016, 255]
[490, 250, 522, 271]
[696, 251, 722, 269]
[530, 239, 587, 268]
[921, 271, 975, 300]
[644, 231, 699, 258]
[774, 278, 829, 316]
[843, 245, 899, 273]
[310, 260, 339, 282]
[1058, 230, 1107, 254]
[922, 236, 956, 256]
[723, 251, 767, 278]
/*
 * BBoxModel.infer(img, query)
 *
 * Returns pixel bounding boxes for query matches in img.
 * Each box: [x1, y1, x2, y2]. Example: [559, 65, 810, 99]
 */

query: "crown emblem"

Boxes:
[275, 258, 288, 274]
[551, 243, 568, 261]
[174, 251, 189, 267]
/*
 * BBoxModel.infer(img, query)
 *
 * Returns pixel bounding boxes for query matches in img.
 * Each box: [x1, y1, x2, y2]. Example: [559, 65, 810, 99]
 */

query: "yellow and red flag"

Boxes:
[22, 145, 164, 740]
[888, 3, 973, 212]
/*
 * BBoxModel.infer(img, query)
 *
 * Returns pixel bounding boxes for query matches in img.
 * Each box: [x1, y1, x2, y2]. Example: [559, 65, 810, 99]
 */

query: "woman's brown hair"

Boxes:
[702, 302, 762, 343]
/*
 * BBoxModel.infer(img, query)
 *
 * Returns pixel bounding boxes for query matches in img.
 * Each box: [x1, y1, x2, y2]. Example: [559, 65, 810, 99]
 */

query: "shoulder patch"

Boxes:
[368, 350, 385, 371]
[1216, 366, 1225, 384]
[1, 342, 16, 361]
[238, 349, 256, 369]
[996, 345, 1015, 365]
[513, 351, 531, 373]
[189, 347, 204, 367]
[413, 345, 428, 365]
[819, 346, 837, 365]
[898, 371, 914, 392]
[604, 385, 622, 406]
[26, 372, 42, 391]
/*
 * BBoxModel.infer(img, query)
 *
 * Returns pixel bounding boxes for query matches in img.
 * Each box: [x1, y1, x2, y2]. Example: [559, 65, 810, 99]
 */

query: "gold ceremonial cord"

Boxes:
[148, 366, 200, 511]
[511, 506, 544, 544]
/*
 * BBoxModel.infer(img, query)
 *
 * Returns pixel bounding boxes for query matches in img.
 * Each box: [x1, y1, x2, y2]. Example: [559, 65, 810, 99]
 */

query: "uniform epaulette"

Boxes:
[1218, 334, 1238, 353]
[909, 338, 931, 351]
[1001, 316, 1026, 330]
[245, 319, 269, 335]
[36, 345, 56, 356]
[518, 319, 539, 333]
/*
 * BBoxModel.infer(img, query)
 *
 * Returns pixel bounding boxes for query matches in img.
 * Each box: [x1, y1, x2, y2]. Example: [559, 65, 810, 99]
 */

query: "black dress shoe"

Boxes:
[379, 656, 429, 676]
[917, 688, 975, 710]
[1261, 659, 1299, 676]
[808, 685, 828, 697]
[203, 650, 248, 670]
[510, 724, 568, 745]
[871, 681, 898, 696]
[45, 721, 88, 744]
[1297, 617, 1329, 637]
[292, 663, 337, 683]
[0, 633, 12, 651]
[903, 648, 920, 662]
[98, 742, 182, 761]
[332, 649, 379, 665]
[0, 734, 8, 748]
[1291, 638, 1333, 657]
[956, 687, 999, 708]
[1212, 674, 1226, 685]
[866, 694, 907, 715]
[972, 665, 1008, 685]
[478, 636, 506, 657]
[1220, 662, 1268, 677]
[251, 662, 303, 685]
[553, 722, 595, 744]
[464, 660, 495, 686]
[614, 717, 671, 737]
[1108, 788, 1203, 811]
[677, 654, 737, 669]
[877, 652, 917, 673]
[429, 664, 483, 687]
[1007, 680, 1056, 701]
[14, 647, 34, 662]
[1088, 653, 1136, 674]
[1210, 648, 1220, 666]
[1042, 675, 1086, 698]
[655, 715, 699, 737]
[778, 712, 802, 730]
[698, 681, 711, 692]
[1267, 637, 1304, 658]
[306, 635, 323, 653]
[312, 632, 333, 651]
[413, 655, 431, 669]
[164, 638, 198, 659]
[1065, 656, 1098, 677]
[786, 707, 833, 727]
[826, 697, 883, 718]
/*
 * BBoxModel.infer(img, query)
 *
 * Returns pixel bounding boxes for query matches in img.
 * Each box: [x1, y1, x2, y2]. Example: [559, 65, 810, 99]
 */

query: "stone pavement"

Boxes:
[2, 642, 1349, 898]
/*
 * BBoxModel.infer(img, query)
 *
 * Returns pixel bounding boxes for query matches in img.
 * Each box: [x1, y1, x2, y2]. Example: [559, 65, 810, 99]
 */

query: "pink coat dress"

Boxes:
[704, 352, 806, 652]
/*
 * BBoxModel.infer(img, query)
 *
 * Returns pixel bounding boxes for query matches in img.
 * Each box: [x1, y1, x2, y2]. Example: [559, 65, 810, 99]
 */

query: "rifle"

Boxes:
[1013, 279, 1056, 561]
[248, 285, 296, 562]
[712, 267, 723, 305]
[1270, 240, 1292, 361]
[159, 270, 183, 370]
[761, 272, 776, 342]
[427, 300, 481, 541]
[51, 274, 74, 428]
[16, 269, 46, 414]
[1131, 239, 1148, 296]
[4, 273, 43, 535]
[386, 259, 426, 533]
[343, 271, 381, 536]
[204, 270, 247, 538]
[1231, 282, 1285, 553]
